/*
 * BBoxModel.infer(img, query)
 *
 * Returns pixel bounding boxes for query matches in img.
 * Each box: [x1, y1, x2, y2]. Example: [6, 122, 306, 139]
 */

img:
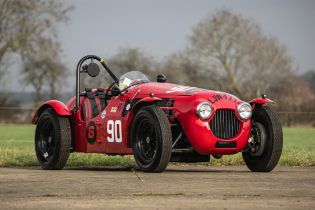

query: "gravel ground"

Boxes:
[0, 166, 314, 210]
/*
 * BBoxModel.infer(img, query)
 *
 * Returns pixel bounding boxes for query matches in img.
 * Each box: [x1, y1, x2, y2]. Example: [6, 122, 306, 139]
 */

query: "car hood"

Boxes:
[132, 82, 243, 108]
[134, 82, 209, 96]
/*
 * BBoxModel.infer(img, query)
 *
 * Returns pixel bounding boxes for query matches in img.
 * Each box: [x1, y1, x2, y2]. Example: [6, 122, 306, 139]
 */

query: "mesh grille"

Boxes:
[209, 109, 241, 140]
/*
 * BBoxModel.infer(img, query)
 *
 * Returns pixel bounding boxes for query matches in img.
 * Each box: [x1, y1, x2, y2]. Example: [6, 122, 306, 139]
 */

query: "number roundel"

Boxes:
[86, 121, 97, 144]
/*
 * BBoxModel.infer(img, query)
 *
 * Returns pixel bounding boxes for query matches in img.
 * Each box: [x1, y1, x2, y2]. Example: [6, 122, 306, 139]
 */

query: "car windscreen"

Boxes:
[118, 71, 150, 90]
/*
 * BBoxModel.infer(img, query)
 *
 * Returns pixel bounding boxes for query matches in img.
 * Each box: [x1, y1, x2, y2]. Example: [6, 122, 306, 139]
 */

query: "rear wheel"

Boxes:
[35, 109, 71, 169]
[132, 106, 172, 172]
[242, 106, 283, 172]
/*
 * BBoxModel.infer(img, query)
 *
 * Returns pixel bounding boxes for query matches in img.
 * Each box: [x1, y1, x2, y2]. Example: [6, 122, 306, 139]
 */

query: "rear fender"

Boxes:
[32, 100, 72, 124]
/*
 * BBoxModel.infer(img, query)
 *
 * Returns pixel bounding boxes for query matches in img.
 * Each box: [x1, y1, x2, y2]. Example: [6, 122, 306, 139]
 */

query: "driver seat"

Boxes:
[81, 88, 100, 121]
[95, 88, 106, 112]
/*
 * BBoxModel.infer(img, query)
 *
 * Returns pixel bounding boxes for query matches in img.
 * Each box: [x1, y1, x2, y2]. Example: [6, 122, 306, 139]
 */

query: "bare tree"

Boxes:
[160, 52, 209, 87]
[188, 9, 295, 99]
[0, 0, 72, 106]
[23, 39, 66, 106]
[270, 74, 314, 110]
[302, 70, 315, 94]
[0, 0, 72, 62]
[108, 48, 156, 78]
[79, 48, 157, 90]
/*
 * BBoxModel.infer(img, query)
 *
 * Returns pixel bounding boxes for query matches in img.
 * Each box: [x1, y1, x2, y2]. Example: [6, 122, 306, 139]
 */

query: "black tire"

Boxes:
[132, 106, 172, 172]
[242, 105, 283, 172]
[35, 109, 71, 170]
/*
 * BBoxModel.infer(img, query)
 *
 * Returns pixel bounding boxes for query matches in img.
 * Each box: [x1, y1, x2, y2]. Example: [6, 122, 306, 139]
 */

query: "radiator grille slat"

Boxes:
[209, 109, 240, 140]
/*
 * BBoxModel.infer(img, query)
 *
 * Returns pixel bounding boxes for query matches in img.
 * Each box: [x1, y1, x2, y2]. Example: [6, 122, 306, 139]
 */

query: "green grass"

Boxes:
[0, 124, 134, 167]
[209, 127, 315, 167]
[0, 124, 314, 167]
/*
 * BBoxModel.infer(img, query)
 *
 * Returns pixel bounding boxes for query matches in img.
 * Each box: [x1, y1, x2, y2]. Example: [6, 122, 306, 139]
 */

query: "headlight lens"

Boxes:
[196, 102, 212, 120]
[237, 103, 252, 120]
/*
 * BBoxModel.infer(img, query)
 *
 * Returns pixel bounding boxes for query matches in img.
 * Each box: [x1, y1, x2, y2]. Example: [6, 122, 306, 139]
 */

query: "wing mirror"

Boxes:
[111, 85, 121, 96]
[157, 74, 167, 83]
[83, 63, 100, 77]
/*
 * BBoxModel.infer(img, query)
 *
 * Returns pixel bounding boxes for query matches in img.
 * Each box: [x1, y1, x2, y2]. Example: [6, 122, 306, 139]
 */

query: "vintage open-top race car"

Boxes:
[32, 55, 283, 172]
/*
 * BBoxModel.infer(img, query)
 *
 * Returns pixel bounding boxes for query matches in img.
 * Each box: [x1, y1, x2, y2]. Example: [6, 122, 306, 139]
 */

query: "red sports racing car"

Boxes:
[32, 55, 283, 172]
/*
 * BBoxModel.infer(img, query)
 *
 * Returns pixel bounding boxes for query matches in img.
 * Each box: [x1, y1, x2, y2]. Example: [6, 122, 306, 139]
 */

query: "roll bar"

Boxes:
[75, 55, 119, 111]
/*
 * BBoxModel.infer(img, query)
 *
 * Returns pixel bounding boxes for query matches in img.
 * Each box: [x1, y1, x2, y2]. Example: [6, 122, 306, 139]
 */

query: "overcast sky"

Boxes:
[11, 0, 315, 90]
[59, 0, 314, 72]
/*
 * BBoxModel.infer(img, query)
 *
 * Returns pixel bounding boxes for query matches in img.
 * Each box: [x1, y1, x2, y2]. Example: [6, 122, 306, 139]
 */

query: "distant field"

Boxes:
[0, 124, 314, 167]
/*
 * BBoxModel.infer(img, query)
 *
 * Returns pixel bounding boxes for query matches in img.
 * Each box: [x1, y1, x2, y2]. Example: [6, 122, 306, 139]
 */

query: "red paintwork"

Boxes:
[133, 96, 162, 108]
[249, 97, 274, 105]
[32, 100, 72, 124]
[33, 82, 255, 156]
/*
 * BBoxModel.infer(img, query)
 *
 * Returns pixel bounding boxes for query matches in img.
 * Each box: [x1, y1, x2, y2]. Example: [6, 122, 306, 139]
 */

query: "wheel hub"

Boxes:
[135, 118, 158, 163]
[37, 121, 55, 162]
[43, 152, 49, 158]
[248, 122, 266, 157]
[146, 136, 150, 144]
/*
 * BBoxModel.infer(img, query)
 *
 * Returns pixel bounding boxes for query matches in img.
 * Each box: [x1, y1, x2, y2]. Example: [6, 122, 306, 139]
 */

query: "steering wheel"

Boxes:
[105, 81, 119, 106]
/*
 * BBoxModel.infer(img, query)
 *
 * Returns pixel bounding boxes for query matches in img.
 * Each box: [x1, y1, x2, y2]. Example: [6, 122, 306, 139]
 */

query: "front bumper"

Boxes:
[178, 109, 251, 155]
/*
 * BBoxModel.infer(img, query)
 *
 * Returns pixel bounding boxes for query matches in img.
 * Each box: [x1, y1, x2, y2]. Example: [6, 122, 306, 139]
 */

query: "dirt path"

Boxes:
[0, 166, 314, 210]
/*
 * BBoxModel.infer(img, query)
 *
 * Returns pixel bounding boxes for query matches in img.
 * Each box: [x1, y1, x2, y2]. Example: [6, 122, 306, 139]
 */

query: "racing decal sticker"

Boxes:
[166, 86, 208, 94]
[209, 93, 240, 104]
[122, 99, 140, 117]
[110, 107, 117, 113]
[122, 100, 131, 117]
[86, 121, 97, 144]
[126, 103, 131, 111]
[101, 110, 106, 119]
[107, 120, 122, 143]
[166, 86, 195, 94]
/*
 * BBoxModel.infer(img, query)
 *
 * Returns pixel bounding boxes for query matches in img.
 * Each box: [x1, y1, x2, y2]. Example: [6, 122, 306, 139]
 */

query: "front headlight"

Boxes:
[237, 102, 252, 120]
[196, 102, 212, 120]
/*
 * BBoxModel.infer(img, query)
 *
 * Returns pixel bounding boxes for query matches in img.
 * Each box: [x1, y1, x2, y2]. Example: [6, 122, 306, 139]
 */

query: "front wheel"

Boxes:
[132, 106, 172, 172]
[242, 106, 283, 172]
[35, 109, 71, 169]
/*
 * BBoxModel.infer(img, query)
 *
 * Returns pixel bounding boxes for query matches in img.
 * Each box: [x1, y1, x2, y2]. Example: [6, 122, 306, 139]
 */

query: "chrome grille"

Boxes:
[209, 109, 240, 140]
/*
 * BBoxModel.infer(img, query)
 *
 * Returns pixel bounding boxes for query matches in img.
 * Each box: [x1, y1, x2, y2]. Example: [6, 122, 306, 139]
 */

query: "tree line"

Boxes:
[103, 10, 315, 120]
[0, 0, 314, 125]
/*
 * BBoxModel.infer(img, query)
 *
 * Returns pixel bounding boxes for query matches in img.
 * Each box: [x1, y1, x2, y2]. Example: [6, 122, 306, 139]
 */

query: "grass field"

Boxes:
[0, 124, 314, 167]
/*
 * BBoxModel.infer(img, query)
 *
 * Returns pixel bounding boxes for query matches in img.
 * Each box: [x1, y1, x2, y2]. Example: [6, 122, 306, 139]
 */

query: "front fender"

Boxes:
[126, 96, 162, 148]
[131, 96, 162, 111]
[249, 97, 274, 108]
[32, 100, 72, 124]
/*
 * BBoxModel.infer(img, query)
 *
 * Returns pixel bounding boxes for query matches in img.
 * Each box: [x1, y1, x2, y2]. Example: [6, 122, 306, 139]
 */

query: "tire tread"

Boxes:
[132, 105, 172, 172]
[35, 109, 71, 170]
[243, 105, 283, 172]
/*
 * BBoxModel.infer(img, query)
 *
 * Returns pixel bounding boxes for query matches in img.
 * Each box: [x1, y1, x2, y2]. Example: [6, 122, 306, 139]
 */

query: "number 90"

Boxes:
[107, 120, 122, 143]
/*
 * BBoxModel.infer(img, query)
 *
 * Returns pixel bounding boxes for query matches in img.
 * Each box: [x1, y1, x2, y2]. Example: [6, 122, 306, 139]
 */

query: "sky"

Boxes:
[59, 0, 314, 71]
[10, 0, 315, 90]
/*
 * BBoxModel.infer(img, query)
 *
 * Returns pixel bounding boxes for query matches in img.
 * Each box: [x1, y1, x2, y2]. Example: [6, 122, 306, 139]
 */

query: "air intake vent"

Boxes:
[209, 109, 241, 140]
